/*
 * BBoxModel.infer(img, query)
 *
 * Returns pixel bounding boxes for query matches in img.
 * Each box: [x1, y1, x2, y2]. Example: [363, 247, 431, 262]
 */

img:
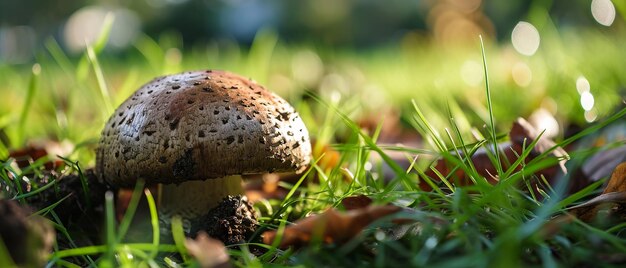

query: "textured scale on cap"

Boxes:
[96, 70, 312, 187]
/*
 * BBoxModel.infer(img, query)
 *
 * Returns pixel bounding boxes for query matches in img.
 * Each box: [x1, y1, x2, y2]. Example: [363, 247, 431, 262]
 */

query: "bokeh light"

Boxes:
[529, 108, 559, 138]
[460, 60, 484, 87]
[291, 50, 324, 87]
[511, 61, 532, 87]
[511, 21, 540, 56]
[63, 5, 140, 52]
[580, 91, 595, 111]
[584, 110, 598, 122]
[591, 0, 616, 26]
[576, 76, 591, 94]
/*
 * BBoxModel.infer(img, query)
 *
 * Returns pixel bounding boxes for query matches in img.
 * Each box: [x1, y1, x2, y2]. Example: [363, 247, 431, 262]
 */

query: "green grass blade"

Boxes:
[0, 238, 17, 267]
[93, 13, 115, 54]
[13, 177, 57, 200]
[86, 46, 113, 116]
[117, 180, 145, 242]
[104, 191, 116, 264]
[44, 38, 75, 75]
[144, 188, 160, 259]
[171, 215, 190, 264]
[32, 193, 72, 216]
[311, 93, 417, 191]
[17, 63, 41, 146]
[479, 36, 503, 176]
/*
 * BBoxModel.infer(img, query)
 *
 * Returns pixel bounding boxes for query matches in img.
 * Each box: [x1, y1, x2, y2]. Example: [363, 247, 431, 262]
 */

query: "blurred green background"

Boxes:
[0, 0, 625, 164]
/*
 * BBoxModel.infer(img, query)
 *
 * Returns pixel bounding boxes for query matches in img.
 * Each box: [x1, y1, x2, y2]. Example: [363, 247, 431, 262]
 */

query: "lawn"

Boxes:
[1, 10, 626, 267]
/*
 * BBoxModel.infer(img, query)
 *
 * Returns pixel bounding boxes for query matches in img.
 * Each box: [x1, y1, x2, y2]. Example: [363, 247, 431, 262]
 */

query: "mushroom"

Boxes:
[96, 70, 312, 221]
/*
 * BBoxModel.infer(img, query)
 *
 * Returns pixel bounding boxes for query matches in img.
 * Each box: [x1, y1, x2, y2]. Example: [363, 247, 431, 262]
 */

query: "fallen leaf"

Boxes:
[184, 231, 231, 268]
[263, 205, 401, 249]
[315, 143, 342, 173]
[542, 163, 626, 234]
[528, 107, 560, 139]
[564, 119, 626, 193]
[244, 173, 291, 204]
[9, 143, 66, 171]
[341, 195, 373, 210]
[510, 117, 569, 174]
[603, 162, 626, 194]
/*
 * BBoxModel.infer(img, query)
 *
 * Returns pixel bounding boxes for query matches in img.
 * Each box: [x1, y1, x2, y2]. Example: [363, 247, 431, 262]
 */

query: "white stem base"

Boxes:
[158, 175, 243, 220]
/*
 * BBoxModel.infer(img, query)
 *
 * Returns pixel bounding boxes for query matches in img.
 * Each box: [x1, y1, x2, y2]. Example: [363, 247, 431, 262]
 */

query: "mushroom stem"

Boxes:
[158, 175, 244, 220]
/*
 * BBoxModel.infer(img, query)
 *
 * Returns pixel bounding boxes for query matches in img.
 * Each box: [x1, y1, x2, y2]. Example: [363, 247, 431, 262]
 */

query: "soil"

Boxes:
[18, 168, 110, 260]
[189, 195, 259, 245]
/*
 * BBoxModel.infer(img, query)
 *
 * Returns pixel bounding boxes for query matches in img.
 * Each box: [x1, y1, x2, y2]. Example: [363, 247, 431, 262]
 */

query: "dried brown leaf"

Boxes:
[263, 205, 401, 248]
[184, 231, 231, 268]
[422, 117, 568, 190]
[244, 173, 290, 204]
[537, 155, 626, 237]
[603, 162, 626, 194]
[341, 195, 373, 210]
[510, 117, 568, 174]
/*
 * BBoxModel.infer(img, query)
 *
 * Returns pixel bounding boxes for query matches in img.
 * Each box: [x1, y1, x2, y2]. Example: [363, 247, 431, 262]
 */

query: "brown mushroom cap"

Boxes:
[96, 70, 312, 187]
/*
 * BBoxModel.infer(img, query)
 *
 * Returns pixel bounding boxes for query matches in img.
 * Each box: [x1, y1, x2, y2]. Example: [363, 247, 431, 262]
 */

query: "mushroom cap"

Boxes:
[96, 70, 312, 187]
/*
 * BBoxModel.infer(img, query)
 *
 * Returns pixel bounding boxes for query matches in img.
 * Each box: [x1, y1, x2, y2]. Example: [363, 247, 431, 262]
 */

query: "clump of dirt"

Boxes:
[0, 199, 55, 267]
[190, 195, 259, 245]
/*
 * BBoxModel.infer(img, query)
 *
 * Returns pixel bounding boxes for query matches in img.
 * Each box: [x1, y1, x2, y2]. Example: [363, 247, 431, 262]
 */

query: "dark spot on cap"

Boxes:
[169, 118, 180, 130]
[226, 136, 235, 145]
[198, 130, 205, 138]
[143, 130, 156, 136]
[172, 85, 181, 90]
[173, 149, 195, 178]
[158, 156, 167, 163]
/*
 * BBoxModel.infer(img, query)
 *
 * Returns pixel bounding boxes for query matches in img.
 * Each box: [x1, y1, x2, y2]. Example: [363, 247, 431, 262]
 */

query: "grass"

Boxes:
[1, 19, 626, 267]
